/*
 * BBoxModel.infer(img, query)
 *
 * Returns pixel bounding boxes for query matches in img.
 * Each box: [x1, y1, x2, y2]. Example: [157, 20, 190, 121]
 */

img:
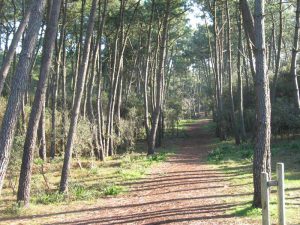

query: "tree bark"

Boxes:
[143, 0, 154, 139]
[17, 0, 62, 206]
[38, 101, 46, 161]
[237, 10, 247, 141]
[271, 0, 283, 103]
[59, 0, 98, 193]
[0, 1, 32, 96]
[226, 0, 240, 145]
[0, 0, 46, 195]
[253, 0, 271, 208]
[148, 0, 170, 154]
[290, 0, 300, 110]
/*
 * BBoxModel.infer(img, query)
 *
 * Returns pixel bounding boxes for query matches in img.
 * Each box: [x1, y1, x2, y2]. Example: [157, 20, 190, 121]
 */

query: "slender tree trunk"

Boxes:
[271, 0, 283, 103]
[290, 0, 300, 110]
[96, 0, 107, 159]
[17, 0, 62, 206]
[50, 41, 61, 159]
[38, 101, 46, 160]
[143, 0, 154, 139]
[0, 0, 46, 195]
[213, 0, 225, 140]
[237, 10, 247, 141]
[148, 0, 170, 155]
[0, 2, 32, 96]
[226, 0, 240, 145]
[253, 0, 271, 208]
[59, 0, 98, 193]
[60, 0, 68, 153]
[72, 0, 86, 108]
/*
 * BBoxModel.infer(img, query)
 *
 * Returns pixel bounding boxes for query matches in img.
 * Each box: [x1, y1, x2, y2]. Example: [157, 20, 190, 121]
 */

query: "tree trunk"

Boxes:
[38, 101, 46, 161]
[148, 0, 170, 155]
[290, 0, 300, 110]
[0, 0, 46, 195]
[0, 1, 32, 96]
[271, 0, 283, 103]
[59, 0, 98, 193]
[253, 0, 271, 208]
[237, 10, 247, 141]
[96, 0, 108, 159]
[143, 0, 154, 139]
[226, 0, 240, 145]
[17, 0, 62, 206]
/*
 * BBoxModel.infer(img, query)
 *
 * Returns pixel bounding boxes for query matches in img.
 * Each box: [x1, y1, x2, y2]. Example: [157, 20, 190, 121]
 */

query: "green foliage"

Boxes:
[233, 205, 261, 217]
[103, 185, 125, 196]
[272, 98, 300, 137]
[117, 169, 144, 180]
[210, 135, 300, 224]
[207, 142, 253, 163]
[33, 191, 65, 205]
[3, 203, 24, 216]
[147, 152, 167, 162]
[69, 183, 97, 201]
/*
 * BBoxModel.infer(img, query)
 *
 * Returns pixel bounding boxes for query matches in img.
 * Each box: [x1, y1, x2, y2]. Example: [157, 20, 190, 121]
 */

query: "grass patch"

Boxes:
[103, 185, 125, 196]
[0, 143, 173, 220]
[234, 205, 261, 217]
[33, 191, 65, 205]
[206, 122, 300, 224]
[147, 152, 168, 162]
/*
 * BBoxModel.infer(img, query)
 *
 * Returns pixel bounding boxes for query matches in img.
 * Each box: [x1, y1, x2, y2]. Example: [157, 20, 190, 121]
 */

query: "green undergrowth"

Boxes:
[207, 129, 300, 224]
[1, 146, 175, 218]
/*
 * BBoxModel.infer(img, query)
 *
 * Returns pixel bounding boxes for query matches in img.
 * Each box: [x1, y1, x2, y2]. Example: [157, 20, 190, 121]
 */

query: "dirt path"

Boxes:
[2, 119, 258, 225]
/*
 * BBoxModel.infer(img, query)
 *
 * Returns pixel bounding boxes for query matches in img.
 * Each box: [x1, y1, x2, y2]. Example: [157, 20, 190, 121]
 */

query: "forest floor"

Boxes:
[0, 119, 260, 225]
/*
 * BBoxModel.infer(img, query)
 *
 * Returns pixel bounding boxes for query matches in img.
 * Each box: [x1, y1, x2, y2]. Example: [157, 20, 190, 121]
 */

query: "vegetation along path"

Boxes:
[1, 119, 259, 225]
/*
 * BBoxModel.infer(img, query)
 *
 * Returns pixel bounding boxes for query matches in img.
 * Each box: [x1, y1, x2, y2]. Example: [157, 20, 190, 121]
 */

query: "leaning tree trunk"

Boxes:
[290, 0, 300, 110]
[0, 0, 46, 195]
[16, 0, 62, 206]
[59, 0, 98, 193]
[0, 2, 32, 96]
[253, 0, 271, 208]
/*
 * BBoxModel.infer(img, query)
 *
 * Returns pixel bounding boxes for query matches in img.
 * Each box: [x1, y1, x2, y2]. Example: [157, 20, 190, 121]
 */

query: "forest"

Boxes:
[0, 0, 299, 224]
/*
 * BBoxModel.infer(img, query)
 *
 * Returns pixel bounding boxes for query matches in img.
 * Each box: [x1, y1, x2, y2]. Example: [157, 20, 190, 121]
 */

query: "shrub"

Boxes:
[103, 185, 124, 196]
[34, 191, 65, 205]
